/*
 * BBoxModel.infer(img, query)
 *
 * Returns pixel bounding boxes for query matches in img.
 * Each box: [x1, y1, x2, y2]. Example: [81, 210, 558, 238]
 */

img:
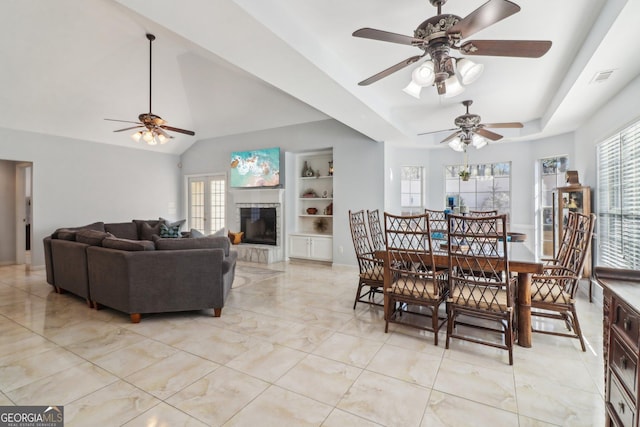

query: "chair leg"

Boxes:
[571, 305, 587, 352]
[384, 293, 391, 333]
[445, 305, 454, 349]
[432, 305, 439, 346]
[353, 282, 364, 309]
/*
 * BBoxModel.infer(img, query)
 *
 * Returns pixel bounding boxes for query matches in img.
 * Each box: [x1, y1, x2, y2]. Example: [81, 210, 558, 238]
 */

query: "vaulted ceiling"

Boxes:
[1, 0, 639, 155]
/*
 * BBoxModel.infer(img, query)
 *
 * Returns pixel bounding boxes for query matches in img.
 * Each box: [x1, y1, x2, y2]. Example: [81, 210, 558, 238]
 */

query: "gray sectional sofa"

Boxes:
[43, 220, 237, 322]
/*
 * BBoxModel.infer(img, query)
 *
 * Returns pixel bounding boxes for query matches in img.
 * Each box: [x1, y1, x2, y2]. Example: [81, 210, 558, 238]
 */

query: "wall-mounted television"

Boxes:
[230, 147, 280, 188]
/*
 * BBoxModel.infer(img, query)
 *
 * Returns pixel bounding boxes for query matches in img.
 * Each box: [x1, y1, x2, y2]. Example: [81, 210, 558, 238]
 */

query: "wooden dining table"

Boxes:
[376, 241, 543, 347]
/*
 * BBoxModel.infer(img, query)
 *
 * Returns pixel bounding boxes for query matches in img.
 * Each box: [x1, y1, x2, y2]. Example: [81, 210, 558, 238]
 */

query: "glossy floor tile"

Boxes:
[0, 261, 605, 426]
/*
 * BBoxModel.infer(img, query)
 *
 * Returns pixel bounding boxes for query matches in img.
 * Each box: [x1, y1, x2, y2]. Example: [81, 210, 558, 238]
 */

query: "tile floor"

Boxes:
[0, 261, 605, 426]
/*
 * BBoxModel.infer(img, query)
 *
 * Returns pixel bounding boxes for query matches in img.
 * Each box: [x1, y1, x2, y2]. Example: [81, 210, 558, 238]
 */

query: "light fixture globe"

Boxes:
[443, 74, 465, 98]
[448, 136, 465, 152]
[471, 133, 488, 148]
[403, 81, 423, 99]
[412, 61, 435, 86]
[456, 58, 484, 85]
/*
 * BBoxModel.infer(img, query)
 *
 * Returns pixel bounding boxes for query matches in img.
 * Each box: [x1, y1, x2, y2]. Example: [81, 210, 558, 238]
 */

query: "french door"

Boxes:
[187, 174, 226, 235]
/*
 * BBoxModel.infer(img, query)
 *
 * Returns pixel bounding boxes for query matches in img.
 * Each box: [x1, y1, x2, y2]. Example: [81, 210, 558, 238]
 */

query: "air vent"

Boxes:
[591, 69, 615, 84]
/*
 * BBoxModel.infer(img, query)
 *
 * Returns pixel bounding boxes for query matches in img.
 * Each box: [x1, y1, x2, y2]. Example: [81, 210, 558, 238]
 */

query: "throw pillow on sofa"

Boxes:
[103, 237, 155, 251]
[159, 223, 181, 238]
[159, 217, 186, 230]
[139, 221, 163, 240]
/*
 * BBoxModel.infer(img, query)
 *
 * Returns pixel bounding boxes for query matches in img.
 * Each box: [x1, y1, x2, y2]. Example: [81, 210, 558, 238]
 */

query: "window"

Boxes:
[400, 166, 424, 214]
[444, 162, 511, 215]
[597, 119, 640, 269]
[188, 174, 226, 234]
[537, 156, 569, 258]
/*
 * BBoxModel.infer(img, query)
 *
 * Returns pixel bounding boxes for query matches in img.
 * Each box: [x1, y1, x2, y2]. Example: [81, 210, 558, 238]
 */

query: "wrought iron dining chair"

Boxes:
[446, 213, 516, 365]
[530, 212, 596, 351]
[349, 210, 384, 309]
[383, 212, 448, 345]
[367, 209, 386, 251]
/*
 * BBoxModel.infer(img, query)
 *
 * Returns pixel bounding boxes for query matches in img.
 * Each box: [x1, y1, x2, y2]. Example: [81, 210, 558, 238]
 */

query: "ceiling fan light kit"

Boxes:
[106, 33, 195, 146]
[421, 99, 523, 151]
[352, 0, 551, 97]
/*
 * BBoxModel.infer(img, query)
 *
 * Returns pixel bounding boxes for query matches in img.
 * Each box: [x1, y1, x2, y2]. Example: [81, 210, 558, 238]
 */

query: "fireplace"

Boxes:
[240, 207, 277, 245]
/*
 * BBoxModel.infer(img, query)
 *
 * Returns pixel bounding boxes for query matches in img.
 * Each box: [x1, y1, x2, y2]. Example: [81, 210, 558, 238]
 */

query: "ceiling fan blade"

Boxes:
[447, 0, 520, 40]
[104, 118, 143, 125]
[476, 128, 503, 141]
[113, 125, 144, 132]
[358, 55, 423, 86]
[460, 40, 552, 58]
[418, 127, 458, 136]
[160, 125, 195, 136]
[353, 28, 422, 46]
[440, 131, 462, 144]
[481, 122, 523, 129]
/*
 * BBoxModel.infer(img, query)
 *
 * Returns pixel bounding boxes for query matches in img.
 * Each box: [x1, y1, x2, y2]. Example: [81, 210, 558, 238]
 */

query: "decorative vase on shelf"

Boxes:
[328, 161, 333, 176]
[302, 161, 310, 177]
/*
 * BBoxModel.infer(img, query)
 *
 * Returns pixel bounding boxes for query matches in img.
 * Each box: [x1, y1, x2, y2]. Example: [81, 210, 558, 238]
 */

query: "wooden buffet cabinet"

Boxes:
[596, 267, 640, 426]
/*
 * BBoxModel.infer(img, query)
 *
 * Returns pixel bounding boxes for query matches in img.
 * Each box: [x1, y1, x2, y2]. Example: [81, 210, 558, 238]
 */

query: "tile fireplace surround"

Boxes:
[231, 189, 284, 263]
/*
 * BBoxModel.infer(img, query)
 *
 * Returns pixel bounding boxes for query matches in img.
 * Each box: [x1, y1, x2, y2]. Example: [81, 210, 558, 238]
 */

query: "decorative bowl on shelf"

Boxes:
[306, 207, 318, 215]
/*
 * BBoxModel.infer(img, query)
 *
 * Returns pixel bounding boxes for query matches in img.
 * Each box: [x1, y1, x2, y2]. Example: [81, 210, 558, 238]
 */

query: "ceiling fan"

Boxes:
[420, 100, 523, 151]
[105, 33, 195, 145]
[352, 0, 552, 95]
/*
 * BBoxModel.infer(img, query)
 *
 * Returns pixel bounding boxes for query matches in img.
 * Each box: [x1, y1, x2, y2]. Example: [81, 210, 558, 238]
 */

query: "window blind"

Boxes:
[597, 120, 640, 269]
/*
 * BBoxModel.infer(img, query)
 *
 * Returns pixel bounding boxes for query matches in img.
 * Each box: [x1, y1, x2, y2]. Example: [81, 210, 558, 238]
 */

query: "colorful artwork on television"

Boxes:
[230, 147, 280, 188]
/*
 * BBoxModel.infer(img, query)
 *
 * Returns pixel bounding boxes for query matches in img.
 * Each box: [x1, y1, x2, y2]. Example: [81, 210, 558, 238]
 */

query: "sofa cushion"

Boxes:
[105, 222, 139, 240]
[159, 223, 181, 238]
[155, 235, 230, 253]
[139, 221, 163, 241]
[103, 237, 155, 251]
[75, 230, 112, 246]
[52, 221, 105, 239]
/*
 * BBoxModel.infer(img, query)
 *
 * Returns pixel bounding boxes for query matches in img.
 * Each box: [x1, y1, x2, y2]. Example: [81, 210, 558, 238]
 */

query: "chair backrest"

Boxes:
[384, 212, 443, 297]
[447, 214, 513, 310]
[349, 210, 384, 282]
[367, 209, 386, 251]
[554, 210, 578, 266]
[425, 209, 448, 250]
[563, 212, 596, 281]
[349, 210, 373, 258]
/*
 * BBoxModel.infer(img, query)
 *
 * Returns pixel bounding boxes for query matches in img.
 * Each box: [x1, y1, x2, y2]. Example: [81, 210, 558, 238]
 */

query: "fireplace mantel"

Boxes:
[229, 188, 284, 204]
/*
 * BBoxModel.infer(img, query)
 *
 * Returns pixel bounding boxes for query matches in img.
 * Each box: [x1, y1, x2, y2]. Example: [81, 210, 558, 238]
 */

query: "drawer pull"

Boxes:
[621, 355, 628, 370]
[619, 401, 626, 414]
[624, 318, 632, 331]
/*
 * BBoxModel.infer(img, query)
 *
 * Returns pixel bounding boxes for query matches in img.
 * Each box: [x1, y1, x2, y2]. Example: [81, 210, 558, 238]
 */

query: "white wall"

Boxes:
[0, 127, 182, 268]
[0, 160, 16, 264]
[574, 74, 640, 189]
[180, 119, 384, 265]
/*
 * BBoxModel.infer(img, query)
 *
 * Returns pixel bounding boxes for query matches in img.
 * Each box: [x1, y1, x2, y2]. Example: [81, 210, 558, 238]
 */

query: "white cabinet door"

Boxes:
[310, 236, 332, 261]
[289, 235, 310, 258]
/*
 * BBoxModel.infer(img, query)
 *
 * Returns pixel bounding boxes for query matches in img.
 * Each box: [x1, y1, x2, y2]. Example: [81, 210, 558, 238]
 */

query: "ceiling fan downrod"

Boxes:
[146, 33, 155, 115]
